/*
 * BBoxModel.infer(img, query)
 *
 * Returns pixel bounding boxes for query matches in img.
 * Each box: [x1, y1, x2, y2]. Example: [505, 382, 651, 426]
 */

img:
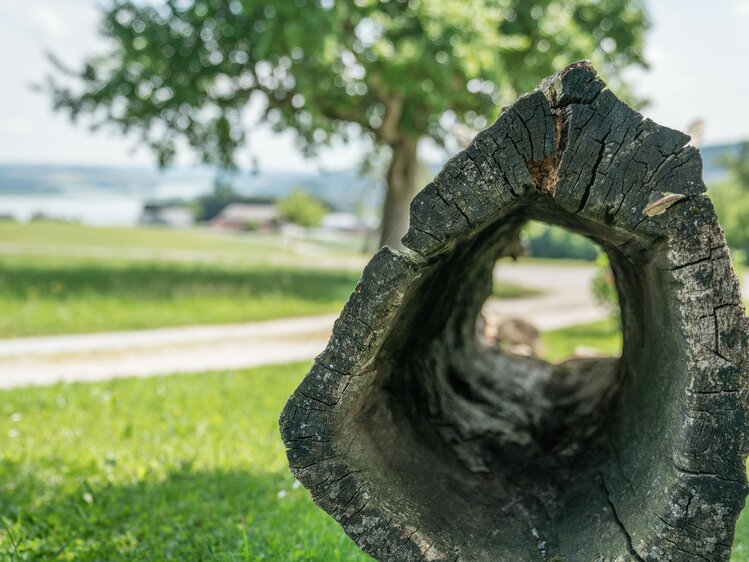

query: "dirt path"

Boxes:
[490, 262, 606, 330]
[0, 262, 609, 389]
[0, 315, 338, 389]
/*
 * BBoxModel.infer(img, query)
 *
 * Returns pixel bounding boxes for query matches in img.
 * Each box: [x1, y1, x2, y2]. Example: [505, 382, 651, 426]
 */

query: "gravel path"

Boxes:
[0, 262, 612, 389]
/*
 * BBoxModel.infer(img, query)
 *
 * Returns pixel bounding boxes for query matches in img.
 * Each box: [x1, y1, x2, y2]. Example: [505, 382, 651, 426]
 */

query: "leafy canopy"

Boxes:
[48, 0, 648, 167]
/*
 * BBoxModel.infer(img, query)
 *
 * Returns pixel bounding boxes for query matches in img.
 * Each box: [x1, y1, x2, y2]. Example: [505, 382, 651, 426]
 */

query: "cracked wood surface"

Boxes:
[279, 62, 749, 561]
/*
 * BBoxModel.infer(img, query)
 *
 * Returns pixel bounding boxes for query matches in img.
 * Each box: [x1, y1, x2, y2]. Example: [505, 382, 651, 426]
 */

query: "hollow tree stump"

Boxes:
[279, 62, 749, 561]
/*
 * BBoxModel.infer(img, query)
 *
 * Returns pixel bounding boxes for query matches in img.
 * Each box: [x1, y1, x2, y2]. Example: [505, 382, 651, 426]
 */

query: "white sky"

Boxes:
[0, 0, 747, 171]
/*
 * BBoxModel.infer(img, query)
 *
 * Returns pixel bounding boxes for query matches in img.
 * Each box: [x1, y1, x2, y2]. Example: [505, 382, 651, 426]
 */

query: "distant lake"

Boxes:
[0, 192, 146, 225]
[0, 165, 217, 225]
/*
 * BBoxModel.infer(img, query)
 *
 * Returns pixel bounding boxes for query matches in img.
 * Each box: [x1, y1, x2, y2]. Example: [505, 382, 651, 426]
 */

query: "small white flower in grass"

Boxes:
[10, 413, 22, 422]
[83, 492, 94, 504]
[292, 479, 301, 490]
[277, 489, 287, 499]
[8, 429, 19, 438]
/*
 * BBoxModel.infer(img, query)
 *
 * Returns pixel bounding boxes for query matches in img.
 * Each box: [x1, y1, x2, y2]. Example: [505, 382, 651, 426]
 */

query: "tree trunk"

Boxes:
[379, 137, 419, 249]
[280, 62, 749, 561]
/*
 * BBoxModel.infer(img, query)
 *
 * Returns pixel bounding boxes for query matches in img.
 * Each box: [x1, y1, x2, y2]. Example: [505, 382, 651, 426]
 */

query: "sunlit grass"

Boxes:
[0, 362, 370, 561]
[540, 318, 622, 362]
[0, 255, 360, 338]
[492, 281, 543, 299]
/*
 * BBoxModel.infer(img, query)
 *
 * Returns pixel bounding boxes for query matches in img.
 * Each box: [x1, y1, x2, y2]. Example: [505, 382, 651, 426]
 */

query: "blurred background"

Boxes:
[0, 1, 748, 560]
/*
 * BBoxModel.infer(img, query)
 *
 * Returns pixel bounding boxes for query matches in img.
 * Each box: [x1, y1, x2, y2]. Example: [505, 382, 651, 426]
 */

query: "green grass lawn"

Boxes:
[0, 255, 361, 338]
[540, 317, 622, 362]
[492, 281, 544, 299]
[735, 516, 749, 562]
[0, 362, 369, 561]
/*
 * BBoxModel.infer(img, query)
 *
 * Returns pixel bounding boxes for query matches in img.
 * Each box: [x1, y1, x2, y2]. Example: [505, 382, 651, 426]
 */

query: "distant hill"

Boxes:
[0, 164, 383, 213]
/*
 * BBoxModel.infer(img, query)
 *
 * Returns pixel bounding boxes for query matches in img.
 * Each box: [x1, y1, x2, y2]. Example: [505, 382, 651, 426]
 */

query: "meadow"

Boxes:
[0, 255, 360, 337]
[0, 362, 369, 561]
[0, 222, 535, 337]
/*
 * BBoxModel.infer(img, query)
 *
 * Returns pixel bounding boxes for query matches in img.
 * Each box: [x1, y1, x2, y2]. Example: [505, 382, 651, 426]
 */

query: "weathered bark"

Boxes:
[280, 62, 749, 561]
[380, 137, 419, 249]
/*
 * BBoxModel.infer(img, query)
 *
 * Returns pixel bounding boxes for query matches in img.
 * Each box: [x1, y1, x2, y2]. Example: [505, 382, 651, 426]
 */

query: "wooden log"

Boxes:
[279, 61, 749, 561]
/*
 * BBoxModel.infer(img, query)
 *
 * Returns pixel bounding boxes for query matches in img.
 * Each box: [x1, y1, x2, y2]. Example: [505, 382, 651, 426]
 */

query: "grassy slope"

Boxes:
[0, 363, 369, 561]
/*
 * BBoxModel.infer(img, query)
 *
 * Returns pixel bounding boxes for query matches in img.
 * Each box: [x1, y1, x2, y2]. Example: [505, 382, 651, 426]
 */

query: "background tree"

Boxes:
[47, 0, 648, 248]
[278, 188, 327, 227]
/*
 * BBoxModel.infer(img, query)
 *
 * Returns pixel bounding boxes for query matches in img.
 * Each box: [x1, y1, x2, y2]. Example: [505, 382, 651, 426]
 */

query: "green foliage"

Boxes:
[525, 221, 599, 261]
[46, 0, 648, 166]
[711, 142, 749, 265]
[591, 252, 619, 315]
[0, 363, 370, 561]
[277, 188, 327, 227]
[711, 181, 749, 265]
[719, 141, 749, 189]
[732, 505, 749, 561]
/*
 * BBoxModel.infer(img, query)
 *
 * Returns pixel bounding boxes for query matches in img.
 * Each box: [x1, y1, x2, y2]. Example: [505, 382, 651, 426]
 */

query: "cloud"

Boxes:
[737, 0, 749, 16]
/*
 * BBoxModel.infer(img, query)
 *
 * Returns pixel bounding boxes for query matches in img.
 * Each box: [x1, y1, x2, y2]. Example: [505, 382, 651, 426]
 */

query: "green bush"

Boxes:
[710, 180, 749, 265]
[278, 189, 327, 228]
[710, 141, 749, 265]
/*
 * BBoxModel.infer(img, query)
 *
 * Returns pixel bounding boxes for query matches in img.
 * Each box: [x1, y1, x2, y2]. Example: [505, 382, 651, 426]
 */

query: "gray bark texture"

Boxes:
[279, 61, 749, 561]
